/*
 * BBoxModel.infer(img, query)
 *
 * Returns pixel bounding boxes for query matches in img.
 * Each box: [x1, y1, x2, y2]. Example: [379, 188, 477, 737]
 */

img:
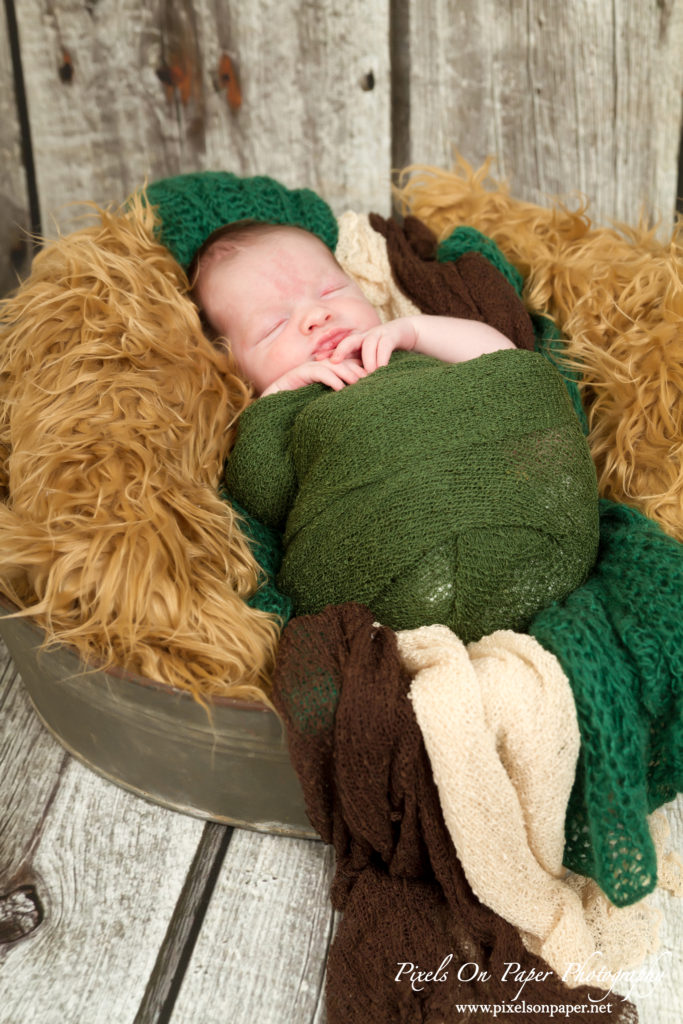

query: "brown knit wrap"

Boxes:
[272, 603, 637, 1024]
[368, 213, 536, 351]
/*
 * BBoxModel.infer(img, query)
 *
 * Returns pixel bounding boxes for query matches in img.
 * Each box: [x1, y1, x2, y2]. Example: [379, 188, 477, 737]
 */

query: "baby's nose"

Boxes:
[303, 305, 332, 332]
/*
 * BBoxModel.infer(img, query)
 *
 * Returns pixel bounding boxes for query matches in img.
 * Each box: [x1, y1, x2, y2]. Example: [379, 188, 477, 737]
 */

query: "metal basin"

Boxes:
[0, 595, 315, 838]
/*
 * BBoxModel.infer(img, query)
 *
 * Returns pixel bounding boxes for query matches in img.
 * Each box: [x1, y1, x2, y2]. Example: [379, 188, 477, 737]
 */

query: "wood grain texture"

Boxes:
[0, 648, 68, 889]
[134, 822, 232, 1023]
[194, 0, 391, 214]
[12, 0, 391, 239]
[169, 828, 336, 1023]
[403, 0, 683, 227]
[0, 645, 207, 1024]
[0, 8, 32, 296]
[0, 761, 206, 1024]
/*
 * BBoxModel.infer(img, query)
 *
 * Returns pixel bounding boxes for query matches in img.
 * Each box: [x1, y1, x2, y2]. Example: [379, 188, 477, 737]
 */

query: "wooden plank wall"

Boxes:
[0, 0, 392, 298]
[0, 4, 34, 294]
[1, 0, 682, 299]
[400, 0, 683, 225]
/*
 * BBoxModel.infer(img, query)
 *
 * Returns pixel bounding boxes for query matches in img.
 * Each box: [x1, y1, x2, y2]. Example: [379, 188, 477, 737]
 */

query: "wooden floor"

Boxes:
[0, 639, 681, 1024]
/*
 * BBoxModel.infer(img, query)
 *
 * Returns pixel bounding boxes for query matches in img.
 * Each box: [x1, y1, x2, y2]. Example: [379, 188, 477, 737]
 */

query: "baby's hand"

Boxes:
[260, 357, 367, 396]
[327, 318, 418, 373]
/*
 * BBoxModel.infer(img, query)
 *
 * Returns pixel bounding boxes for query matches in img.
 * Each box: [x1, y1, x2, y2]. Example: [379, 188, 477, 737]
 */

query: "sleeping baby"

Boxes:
[192, 220, 599, 641]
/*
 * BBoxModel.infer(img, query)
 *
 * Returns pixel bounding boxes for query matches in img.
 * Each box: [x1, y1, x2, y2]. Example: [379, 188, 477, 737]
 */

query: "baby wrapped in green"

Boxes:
[226, 347, 599, 642]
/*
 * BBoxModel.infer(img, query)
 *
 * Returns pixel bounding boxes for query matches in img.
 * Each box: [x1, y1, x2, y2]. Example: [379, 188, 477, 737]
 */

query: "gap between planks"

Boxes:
[134, 822, 234, 1024]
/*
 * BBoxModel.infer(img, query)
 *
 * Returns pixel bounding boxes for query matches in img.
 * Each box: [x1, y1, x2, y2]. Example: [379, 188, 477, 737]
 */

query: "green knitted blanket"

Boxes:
[531, 498, 683, 906]
[217, 488, 293, 623]
[225, 347, 599, 643]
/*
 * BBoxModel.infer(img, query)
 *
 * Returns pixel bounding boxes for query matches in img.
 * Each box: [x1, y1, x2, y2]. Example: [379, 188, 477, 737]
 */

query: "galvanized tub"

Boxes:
[0, 595, 315, 838]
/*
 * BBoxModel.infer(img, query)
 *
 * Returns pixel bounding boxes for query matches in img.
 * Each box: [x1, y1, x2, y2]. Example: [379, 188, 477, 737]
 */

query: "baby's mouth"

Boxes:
[313, 328, 352, 357]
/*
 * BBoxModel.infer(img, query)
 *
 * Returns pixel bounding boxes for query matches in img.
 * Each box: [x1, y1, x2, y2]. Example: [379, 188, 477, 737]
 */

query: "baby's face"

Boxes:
[196, 227, 381, 394]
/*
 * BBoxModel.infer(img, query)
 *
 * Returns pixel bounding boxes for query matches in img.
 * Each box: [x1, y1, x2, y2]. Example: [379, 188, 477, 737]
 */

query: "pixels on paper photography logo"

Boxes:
[393, 950, 675, 1014]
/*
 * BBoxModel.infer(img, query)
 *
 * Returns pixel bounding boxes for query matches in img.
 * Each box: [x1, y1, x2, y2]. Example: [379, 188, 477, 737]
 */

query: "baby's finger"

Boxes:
[329, 333, 363, 363]
[359, 332, 383, 373]
[375, 335, 396, 369]
[334, 359, 368, 384]
[348, 362, 369, 381]
[313, 365, 348, 390]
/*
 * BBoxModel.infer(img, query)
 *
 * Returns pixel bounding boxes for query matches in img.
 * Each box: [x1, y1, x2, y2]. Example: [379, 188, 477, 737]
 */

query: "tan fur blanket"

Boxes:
[0, 196, 279, 703]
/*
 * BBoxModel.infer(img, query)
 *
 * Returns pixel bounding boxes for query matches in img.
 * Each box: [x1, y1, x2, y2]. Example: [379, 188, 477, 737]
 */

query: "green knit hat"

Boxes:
[144, 171, 338, 270]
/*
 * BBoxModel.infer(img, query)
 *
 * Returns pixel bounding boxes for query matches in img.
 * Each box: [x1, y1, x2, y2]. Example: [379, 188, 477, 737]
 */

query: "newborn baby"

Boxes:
[193, 220, 600, 640]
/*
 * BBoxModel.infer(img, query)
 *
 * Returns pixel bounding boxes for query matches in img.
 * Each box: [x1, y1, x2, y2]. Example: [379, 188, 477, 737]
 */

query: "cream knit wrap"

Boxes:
[397, 626, 666, 984]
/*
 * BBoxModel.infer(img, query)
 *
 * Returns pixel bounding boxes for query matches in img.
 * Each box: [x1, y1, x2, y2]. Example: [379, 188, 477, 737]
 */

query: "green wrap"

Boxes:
[530, 498, 683, 906]
[225, 347, 599, 642]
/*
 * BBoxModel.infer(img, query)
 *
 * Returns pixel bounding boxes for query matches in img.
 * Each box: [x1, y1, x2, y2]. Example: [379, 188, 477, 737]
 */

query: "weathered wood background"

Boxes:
[1, 2, 682, 1023]
[1, 0, 682, 297]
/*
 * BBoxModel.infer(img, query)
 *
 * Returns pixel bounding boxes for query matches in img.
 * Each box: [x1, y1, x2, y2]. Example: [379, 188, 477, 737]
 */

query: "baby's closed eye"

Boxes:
[261, 319, 287, 340]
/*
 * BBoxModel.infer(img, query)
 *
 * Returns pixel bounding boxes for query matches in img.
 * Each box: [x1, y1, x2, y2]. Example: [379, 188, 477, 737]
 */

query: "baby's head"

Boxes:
[190, 222, 381, 394]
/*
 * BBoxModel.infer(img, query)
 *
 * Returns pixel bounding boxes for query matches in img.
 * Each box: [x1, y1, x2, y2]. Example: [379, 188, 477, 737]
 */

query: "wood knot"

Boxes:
[156, 59, 196, 106]
[58, 48, 74, 84]
[218, 54, 242, 111]
[0, 885, 44, 944]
